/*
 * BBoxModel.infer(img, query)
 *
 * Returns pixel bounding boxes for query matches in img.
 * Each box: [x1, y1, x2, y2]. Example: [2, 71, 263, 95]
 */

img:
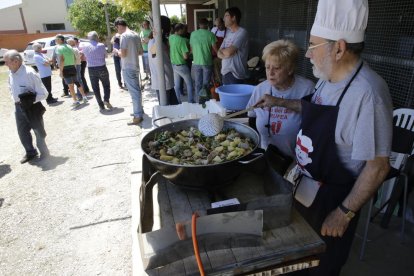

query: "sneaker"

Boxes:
[61, 93, 70, 97]
[104, 101, 113, 109]
[20, 153, 38, 164]
[72, 101, 81, 107]
[127, 117, 143, 125]
[83, 97, 88, 104]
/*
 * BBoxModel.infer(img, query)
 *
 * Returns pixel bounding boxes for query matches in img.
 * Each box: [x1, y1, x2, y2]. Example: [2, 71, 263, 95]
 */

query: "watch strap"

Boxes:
[339, 203, 355, 219]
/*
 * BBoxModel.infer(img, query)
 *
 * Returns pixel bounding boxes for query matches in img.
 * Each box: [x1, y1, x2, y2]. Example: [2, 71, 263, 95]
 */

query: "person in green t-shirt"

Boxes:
[55, 35, 88, 106]
[140, 20, 151, 81]
[190, 18, 217, 101]
[169, 23, 194, 103]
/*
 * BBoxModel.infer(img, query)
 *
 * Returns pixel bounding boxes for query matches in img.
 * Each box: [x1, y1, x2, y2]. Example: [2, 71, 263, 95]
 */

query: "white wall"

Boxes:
[0, 5, 24, 31]
[22, 0, 74, 33]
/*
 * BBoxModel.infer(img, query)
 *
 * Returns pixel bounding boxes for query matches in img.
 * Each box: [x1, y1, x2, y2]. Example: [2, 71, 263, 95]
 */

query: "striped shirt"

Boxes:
[80, 41, 107, 67]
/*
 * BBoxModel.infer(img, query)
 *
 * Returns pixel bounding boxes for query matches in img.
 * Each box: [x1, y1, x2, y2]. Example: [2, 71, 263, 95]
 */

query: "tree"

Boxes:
[114, 0, 150, 12]
[170, 15, 180, 25]
[68, 0, 147, 39]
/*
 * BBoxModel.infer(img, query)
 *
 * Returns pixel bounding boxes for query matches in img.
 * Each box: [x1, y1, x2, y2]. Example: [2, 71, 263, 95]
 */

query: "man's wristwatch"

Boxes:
[339, 203, 355, 220]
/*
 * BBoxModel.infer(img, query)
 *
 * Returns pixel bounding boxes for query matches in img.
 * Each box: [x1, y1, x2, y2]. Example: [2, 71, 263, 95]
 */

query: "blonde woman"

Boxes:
[247, 40, 314, 157]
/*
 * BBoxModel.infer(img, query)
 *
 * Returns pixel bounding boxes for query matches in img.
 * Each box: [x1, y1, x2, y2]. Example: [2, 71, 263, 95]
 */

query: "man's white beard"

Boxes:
[310, 57, 332, 81]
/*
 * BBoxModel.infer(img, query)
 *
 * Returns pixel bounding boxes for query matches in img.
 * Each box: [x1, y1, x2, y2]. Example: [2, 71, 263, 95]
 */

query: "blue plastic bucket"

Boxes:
[216, 84, 255, 111]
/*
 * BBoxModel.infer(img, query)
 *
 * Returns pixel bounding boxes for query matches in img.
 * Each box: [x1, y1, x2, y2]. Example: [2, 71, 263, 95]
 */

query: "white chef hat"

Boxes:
[310, 0, 369, 43]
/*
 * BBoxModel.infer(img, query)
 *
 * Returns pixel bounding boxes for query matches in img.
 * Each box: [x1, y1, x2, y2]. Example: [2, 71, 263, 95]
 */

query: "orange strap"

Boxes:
[192, 212, 205, 276]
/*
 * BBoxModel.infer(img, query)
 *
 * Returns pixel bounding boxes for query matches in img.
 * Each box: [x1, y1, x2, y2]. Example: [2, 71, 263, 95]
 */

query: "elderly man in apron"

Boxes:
[255, 0, 393, 275]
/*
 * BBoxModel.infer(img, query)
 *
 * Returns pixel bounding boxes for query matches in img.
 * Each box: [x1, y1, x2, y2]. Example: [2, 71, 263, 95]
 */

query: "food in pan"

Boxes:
[146, 127, 255, 165]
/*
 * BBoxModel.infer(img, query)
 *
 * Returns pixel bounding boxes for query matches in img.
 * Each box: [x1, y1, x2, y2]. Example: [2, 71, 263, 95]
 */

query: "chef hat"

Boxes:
[310, 0, 369, 43]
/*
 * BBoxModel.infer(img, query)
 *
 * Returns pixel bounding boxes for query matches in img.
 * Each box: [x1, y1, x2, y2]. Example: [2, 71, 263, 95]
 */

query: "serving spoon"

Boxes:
[198, 106, 255, 136]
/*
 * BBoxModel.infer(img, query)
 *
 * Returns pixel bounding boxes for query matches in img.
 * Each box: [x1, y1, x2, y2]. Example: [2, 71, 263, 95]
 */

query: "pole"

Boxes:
[104, 3, 112, 52]
[152, 0, 167, 105]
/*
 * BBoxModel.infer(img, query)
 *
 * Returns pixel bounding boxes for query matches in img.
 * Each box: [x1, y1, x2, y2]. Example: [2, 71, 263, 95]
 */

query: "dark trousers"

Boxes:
[88, 65, 111, 108]
[155, 88, 179, 105]
[113, 55, 123, 87]
[15, 103, 48, 156]
[222, 72, 245, 85]
[41, 76, 54, 101]
[62, 79, 69, 95]
[81, 61, 90, 92]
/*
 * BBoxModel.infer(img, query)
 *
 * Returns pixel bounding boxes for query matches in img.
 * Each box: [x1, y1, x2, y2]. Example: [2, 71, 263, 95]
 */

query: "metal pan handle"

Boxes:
[152, 116, 173, 128]
[238, 152, 264, 164]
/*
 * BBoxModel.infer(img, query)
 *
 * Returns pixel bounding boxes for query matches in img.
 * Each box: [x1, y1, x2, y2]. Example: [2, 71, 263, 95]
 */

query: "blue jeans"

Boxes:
[122, 68, 143, 118]
[88, 65, 111, 108]
[222, 72, 245, 85]
[76, 64, 84, 98]
[142, 52, 150, 74]
[15, 103, 48, 156]
[173, 64, 194, 103]
[192, 64, 212, 100]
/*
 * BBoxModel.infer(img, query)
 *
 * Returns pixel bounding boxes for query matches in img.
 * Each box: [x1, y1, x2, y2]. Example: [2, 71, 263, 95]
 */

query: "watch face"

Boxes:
[346, 212, 355, 219]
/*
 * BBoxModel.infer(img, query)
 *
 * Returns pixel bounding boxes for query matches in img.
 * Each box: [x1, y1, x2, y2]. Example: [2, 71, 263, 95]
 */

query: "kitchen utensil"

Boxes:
[198, 106, 255, 136]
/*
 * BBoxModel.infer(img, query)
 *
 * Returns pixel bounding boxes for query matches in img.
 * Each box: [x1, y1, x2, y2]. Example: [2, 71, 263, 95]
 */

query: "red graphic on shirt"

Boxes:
[314, 94, 323, 104]
[268, 104, 291, 135]
[271, 120, 282, 134]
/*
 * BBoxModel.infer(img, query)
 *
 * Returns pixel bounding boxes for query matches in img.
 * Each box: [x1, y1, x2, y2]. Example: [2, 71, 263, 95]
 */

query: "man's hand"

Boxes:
[321, 208, 350, 237]
[255, 94, 283, 108]
[255, 94, 302, 113]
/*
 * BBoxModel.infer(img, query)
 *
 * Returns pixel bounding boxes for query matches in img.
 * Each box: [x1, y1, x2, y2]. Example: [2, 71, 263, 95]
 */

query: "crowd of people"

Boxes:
[5, 1, 395, 275]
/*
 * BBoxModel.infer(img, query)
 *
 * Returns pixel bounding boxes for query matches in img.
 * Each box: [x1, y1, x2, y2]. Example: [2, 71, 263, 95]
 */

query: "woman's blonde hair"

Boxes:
[262, 39, 299, 74]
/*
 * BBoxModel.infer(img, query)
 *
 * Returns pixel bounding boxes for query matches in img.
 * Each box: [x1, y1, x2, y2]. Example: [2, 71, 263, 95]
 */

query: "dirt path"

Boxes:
[0, 59, 156, 275]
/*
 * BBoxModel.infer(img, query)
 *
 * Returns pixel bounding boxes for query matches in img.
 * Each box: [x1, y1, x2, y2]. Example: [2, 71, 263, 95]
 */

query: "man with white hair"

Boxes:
[114, 17, 144, 125]
[81, 31, 112, 111]
[33, 43, 58, 104]
[4, 50, 50, 163]
[256, 0, 393, 275]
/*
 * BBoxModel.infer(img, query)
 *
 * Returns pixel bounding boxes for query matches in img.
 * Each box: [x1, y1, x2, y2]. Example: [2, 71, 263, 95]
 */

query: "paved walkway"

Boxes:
[0, 58, 157, 275]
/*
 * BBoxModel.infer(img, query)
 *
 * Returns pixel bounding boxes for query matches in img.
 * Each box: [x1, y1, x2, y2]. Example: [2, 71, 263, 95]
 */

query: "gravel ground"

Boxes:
[0, 59, 156, 276]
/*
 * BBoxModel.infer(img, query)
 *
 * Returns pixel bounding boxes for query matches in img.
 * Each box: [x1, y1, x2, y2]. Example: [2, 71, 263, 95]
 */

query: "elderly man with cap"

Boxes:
[4, 50, 50, 163]
[81, 31, 112, 112]
[114, 17, 144, 125]
[256, 0, 393, 275]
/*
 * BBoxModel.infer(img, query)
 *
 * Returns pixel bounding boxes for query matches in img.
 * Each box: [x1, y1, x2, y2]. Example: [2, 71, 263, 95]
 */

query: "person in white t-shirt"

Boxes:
[247, 40, 314, 157]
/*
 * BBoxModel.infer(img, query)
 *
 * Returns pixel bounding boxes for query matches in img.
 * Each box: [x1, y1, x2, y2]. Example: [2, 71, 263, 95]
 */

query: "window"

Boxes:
[44, 23, 66, 31]
[66, 0, 74, 7]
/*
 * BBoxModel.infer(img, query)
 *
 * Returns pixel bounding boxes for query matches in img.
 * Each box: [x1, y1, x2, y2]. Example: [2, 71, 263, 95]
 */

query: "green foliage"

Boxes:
[170, 15, 180, 25]
[114, 0, 151, 12]
[68, 0, 148, 39]
[180, 14, 187, 24]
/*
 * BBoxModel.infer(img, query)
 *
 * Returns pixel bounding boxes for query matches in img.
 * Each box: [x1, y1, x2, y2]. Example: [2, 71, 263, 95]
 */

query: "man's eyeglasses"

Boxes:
[307, 41, 333, 53]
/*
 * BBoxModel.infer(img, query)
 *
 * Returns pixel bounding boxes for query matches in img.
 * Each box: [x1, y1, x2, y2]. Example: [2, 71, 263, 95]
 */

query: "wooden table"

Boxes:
[136, 155, 325, 275]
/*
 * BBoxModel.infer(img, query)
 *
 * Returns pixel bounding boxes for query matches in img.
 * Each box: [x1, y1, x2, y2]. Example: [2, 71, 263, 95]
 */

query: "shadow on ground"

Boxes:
[69, 215, 132, 230]
[47, 101, 64, 107]
[0, 164, 11, 178]
[30, 155, 69, 171]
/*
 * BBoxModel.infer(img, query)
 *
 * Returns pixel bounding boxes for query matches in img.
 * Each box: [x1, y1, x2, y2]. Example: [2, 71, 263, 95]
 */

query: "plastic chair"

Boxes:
[359, 108, 414, 260]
